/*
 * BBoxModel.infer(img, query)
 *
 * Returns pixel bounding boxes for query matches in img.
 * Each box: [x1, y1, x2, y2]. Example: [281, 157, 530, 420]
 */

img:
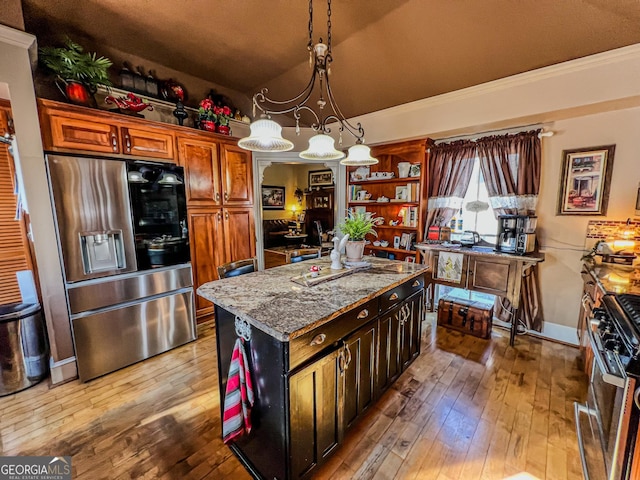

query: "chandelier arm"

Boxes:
[294, 105, 322, 131]
[254, 69, 318, 115]
[323, 80, 365, 140]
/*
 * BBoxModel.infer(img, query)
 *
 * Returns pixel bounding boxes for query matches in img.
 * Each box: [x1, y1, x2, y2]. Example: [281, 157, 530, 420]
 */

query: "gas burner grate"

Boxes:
[618, 294, 640, 326]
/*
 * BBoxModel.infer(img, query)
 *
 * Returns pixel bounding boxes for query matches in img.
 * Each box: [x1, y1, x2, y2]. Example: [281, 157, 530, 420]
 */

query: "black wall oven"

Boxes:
[127, 161, 189, 269]
[576, 293, 640, 480]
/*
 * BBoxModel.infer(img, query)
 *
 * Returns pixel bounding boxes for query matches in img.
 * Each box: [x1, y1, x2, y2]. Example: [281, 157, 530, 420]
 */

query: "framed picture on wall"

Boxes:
[261, 185, 285, 210]
[309, 169, 334, 188]
[557, 145, 615, 215]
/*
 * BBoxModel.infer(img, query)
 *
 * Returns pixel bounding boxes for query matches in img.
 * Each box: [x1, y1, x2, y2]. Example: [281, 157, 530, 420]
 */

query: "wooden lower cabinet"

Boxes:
[214, 275, 425, 480]
[378, 305, 402, 393]
[289, 347, 343, 479]
[188, 206, 255, 320]
[188, 210, 224, 319]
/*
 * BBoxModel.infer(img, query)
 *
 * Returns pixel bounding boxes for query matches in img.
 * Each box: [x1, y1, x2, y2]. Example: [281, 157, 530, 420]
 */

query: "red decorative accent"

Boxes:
[200, 120, 216, 132]
[216, 125, 231, 135]
[65, 82, 92, 106]
[105, 93, 153, 113]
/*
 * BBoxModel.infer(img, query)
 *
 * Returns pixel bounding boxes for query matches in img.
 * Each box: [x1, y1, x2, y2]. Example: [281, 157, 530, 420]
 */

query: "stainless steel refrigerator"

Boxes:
[46, 154, 195, 381]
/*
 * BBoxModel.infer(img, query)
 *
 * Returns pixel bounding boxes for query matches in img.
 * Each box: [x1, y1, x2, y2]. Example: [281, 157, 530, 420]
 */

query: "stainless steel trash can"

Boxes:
[0, 303, 49, 396]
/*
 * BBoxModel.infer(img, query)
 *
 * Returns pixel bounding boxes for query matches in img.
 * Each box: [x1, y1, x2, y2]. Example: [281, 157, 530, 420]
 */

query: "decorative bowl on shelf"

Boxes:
[380, 240, 389, 247]
[105, 92, 153, 113]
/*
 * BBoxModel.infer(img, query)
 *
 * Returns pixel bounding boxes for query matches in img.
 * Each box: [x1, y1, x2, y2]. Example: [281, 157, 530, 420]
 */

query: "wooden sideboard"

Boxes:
[417, 244, 544, 345]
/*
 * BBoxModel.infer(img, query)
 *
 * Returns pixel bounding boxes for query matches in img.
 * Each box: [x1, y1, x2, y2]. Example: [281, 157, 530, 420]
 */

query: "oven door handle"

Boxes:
[586, 321, 626, 388]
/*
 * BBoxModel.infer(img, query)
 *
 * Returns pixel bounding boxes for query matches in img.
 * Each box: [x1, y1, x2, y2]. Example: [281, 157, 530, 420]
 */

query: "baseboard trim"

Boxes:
[49, 356, 77, 385]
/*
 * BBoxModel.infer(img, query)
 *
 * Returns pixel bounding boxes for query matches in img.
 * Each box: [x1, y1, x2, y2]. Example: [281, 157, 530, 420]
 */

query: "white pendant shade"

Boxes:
[340, 143, 378, 166]
[299, 134, 345, 160]
[238, 119, 294, 152]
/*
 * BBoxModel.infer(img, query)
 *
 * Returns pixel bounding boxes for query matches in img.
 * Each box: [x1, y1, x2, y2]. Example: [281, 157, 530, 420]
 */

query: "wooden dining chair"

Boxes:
[217, 257, 258, 278]
[286, 248, 321, 263]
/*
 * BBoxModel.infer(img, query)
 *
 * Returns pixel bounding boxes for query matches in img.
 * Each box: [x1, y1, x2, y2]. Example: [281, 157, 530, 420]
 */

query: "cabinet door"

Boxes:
[468, 256, 515, 297]
[400, 292, 423, 370]
[223, 207, 256, 264]
[289, 347, 343, 479]
[187, 209, 225, 320]
[121, 127, 174, 160]
[45, 114, 119, 154]
[178, 137, 221, 206]
[377, 305, 401, 395]
[220, 142, 253, 206]
[343, 320, 377, 430]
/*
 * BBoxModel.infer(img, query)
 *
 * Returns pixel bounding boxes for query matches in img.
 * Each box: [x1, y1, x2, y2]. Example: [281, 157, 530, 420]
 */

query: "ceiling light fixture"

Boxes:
[237, 0, 377, 166]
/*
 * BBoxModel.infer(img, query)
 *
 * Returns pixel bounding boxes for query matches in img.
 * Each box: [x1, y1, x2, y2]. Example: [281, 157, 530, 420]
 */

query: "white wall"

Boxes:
[0, 25, 76, 382]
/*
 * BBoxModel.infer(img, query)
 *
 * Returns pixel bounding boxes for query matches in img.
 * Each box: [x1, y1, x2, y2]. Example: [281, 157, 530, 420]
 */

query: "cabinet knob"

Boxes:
[224, 192, 229, 202]
[309, 333, 326, 346]
[124, 133, 131, 152]
[357, 309, 369, 319]
[343, 342, 352, 368]
[111, 133, 118, 151]
[217, 212, 221, 221]
[412, 279, 422, 288]
[225, 211, 229, 220]
[389, 292, 399, 301]
[215, 192, 220, 202]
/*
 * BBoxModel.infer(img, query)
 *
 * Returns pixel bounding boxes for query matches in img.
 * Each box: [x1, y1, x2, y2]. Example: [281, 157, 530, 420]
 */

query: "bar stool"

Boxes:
[217, 258, 258, 278]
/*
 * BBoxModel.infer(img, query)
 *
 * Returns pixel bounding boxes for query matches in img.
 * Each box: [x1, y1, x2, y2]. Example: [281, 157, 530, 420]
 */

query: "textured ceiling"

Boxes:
[21, 0, 640, 119]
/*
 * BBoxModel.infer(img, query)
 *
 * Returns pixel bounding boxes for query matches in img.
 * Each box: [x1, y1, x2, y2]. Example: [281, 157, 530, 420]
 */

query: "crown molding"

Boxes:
[357, 43, 640, 122]
[0, 24, 36, 50]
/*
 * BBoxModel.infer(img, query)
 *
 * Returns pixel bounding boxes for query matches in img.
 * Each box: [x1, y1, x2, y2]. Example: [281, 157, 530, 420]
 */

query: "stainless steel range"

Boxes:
[576, 293, 640, 480]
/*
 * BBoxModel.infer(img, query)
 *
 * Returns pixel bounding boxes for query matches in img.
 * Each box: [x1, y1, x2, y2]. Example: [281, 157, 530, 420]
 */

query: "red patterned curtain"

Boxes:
[425, 140, 476, 231]
[476, 130, 543, 332]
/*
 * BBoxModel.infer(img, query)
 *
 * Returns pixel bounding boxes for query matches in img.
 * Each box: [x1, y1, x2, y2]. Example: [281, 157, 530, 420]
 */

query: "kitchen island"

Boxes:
[197, 257, 428, 480]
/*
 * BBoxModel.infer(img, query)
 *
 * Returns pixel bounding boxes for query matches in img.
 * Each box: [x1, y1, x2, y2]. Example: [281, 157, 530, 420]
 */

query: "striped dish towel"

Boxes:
[222, 338, 255, 444]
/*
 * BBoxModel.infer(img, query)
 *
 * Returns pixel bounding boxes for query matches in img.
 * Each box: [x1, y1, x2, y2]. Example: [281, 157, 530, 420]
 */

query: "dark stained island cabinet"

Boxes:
[197, 258, 428, 480]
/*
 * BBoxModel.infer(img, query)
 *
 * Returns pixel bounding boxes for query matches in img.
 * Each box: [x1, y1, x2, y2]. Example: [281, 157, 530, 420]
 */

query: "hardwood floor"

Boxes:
[0, 317, 588, 479]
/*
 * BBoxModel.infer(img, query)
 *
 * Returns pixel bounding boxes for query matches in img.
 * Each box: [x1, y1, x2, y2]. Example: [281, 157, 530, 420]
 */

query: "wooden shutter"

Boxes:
[0, 103, 34, 305]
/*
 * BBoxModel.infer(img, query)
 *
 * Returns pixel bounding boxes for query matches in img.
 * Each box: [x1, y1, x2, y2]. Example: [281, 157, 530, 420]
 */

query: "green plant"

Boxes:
[39, 39, 112, 90]
[338, 210, 382, 241]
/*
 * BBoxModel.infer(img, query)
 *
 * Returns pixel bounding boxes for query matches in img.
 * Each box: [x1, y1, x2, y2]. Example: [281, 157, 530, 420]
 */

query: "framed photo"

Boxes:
[557, 145, 615, 215]
[409, 164, 421, 178]
[309, 169, 334, 188]
[313, 195, 332, 209]
[261, 185, 285, 210]
[395, 186, 408, 200]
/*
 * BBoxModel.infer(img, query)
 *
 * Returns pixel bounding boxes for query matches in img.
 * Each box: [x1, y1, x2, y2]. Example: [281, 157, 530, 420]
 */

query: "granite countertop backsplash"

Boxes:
[197, 258, 428, 341]
[584, 259, 640, 295]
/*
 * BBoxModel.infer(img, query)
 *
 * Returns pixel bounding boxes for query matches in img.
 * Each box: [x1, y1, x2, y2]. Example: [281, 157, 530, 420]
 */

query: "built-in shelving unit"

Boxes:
[345, 139, 428, 262]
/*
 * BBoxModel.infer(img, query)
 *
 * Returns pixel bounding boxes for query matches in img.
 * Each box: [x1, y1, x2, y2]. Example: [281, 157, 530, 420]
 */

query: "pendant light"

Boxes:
[237, 0, 377, 166]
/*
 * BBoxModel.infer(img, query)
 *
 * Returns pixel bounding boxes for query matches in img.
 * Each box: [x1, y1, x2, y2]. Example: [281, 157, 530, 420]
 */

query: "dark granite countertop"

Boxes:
[583, 259, 640, 295]
[197, 257, 428, 341]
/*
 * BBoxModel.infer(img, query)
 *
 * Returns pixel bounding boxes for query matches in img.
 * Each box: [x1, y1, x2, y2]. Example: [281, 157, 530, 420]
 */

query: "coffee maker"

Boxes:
[495, 215, 537, 254]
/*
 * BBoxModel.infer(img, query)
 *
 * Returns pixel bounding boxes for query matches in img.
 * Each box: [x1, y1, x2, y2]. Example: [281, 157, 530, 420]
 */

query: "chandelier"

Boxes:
[238, 0, 378, 166]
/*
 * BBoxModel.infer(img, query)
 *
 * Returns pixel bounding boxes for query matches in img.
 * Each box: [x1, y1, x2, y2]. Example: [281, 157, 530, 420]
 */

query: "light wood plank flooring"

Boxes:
[0, 317, 587, 479]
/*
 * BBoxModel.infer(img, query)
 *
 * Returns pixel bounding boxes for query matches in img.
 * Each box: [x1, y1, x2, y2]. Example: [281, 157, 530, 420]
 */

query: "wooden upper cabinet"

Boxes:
[178, 136, 221, 206]
[44, 113, 119, 154]
[121, 127, 174, 159]
[220, 142, 253, 206]
[37, 99, 175, 161]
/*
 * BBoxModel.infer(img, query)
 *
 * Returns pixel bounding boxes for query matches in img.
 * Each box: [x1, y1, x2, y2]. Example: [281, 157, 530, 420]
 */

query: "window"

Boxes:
[452, 158, 498, 242]
[0, 103, 34, 305]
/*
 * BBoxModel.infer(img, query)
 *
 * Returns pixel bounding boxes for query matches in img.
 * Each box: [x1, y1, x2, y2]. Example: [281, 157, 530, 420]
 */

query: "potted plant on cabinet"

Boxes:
[338, 210, 382, 262]
[198, 98, 217, 132]
[214, 105, 233, 135]
[39, 38, 112, 107]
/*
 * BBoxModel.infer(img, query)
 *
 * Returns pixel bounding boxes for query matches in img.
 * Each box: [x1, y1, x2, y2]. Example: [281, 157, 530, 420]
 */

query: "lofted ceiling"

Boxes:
[20, 0, 640, 121]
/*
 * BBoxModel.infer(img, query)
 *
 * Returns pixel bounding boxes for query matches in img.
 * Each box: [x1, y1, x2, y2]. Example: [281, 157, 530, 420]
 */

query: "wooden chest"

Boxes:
[437, 296, 493, 339]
